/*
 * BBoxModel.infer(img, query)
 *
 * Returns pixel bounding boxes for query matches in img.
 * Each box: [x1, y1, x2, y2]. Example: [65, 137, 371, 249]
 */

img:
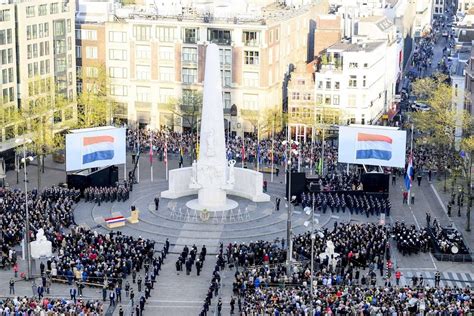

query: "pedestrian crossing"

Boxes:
[399, 270, 474, 288]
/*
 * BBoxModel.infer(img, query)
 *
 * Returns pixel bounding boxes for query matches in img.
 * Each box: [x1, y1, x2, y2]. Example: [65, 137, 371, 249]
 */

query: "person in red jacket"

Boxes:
[395, 270, 401, 286]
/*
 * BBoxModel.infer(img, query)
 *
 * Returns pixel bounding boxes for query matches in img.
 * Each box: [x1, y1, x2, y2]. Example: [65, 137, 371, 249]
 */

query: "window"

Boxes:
[44, 23, 49, 37]
[362, 75, 366, 87]
[182, 47, 197, 63]
[75, 46, 82, 58]
[159, 46, 174, 60]
[317, 81, 323, 89]
[133, 25, 151, 41]
[244, 51, 259, 65]
[349, 62, 358, 68]
[81, 29, 97, 40]
[135, 45, 150, 60]
[136, 65, 150, 80]
[50, 3, 59, 14]
[55, 57, 66, 73]
[243, 72, 259, 87]
[27, 45, 32, 59]
[159, 88, 174, 103]
[219, 48, 232, 65]
[292, 92, 300, 100]
[326, 81, 331, 89]
[182, 68, 197, 84]
[184, 28, 198, 44]
[223, 92, 231, 108]
[324, 95, 331, 105]
[109, 49, 127, 61]
[348, 94, 356, 107]
[27, 26, 31, 40]
[334, 81, 340, 90]
[159, 66, 174, 82]
[333, 95, 340, 105]
[32, 25, 37, 39]
[363, 63, 368, 68]
[157, 27, 176, 42]
[242, 31, 260, 45]
[136, 86, 151, 102]
[26, 6, 35, 18]
[0, 9, 11, 22]
[85, 67, 98, 78]
[53, 20, 65, 36]
[109, 67, 127, 79]
[349, 75, 357, 88]
[109, 31, 126, 43]
[54, 40, 66, 54]
[221, 70, 231, 87]
[316, 94, 323, 103]
[39, 5, 47, 16]
[110, 84, 128, 96]
[208, 29, 231, 45]
[243, 94, 258, 110]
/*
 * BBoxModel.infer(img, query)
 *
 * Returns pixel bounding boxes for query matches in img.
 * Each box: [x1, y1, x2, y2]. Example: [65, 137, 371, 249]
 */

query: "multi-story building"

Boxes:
[0, 0, 77, 153]
[75, 0, 329, 136]
[433, 0, 446, 16]
[314, 41, 388, 126]
[458, 0, 474, 15]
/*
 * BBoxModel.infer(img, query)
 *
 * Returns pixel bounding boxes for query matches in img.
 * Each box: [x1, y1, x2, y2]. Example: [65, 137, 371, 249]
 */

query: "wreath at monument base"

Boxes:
[200, 208, 210, 222]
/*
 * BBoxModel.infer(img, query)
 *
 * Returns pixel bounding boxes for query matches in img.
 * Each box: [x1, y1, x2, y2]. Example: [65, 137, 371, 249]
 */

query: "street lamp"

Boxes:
[282, 139, 299, 277]
[15, 138, 34, 280]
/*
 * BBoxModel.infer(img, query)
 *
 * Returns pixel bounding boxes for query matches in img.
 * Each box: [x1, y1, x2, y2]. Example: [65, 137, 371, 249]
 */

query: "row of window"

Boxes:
[27, 60, 51, 78]
[28, 78, 52, 97]
[0, 48, 13, 65]
[27, 41, 50, 59]
[1, 68, 14, 85]
[25, 2, 69, 18]
[316, 76, 367, 90]
[315, 94, 340, 106]
[0, 29, 13, 45]
[26, 23, 49, 40]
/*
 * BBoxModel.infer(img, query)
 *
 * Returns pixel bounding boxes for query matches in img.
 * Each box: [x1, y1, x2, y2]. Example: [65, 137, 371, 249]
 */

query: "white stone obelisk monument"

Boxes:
[192, 43, 229, 208]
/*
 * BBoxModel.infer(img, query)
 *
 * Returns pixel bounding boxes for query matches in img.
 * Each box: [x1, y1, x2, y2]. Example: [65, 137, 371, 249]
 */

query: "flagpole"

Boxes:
[257, 121, 260, 172]
[408, 123, 414, 205]
[310, 128, 314, 175]
[165, 134, 168, 181]
[150, 134, 153, 183]
[271, 116, 275, 182]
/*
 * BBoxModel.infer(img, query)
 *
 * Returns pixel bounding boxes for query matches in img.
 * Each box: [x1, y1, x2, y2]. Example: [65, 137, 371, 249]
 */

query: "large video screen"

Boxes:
[66, 127, 126, 171]
[338, 126, 407, 168]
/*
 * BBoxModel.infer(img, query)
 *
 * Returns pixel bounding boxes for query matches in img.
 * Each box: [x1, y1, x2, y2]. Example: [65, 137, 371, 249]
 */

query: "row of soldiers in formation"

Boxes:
[83, 184, 130, 205]
[300, 192, 391, 217]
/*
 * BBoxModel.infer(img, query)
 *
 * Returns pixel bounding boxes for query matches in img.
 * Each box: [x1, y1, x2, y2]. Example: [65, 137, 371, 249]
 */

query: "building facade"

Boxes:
[0, 0, 77, 152]
[75, 1, 329, 136]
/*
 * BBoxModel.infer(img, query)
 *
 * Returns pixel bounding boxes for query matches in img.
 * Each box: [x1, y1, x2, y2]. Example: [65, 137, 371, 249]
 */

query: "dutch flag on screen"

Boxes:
[82, 135, 115, 164]
[355, 133, 392, 161]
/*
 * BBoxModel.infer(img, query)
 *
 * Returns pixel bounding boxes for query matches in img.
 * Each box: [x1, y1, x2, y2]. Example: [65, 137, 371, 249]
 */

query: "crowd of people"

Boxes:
[300, 192, 391, 217]
[83, 182, 130, 205]
[0, 297, 104, 315]
[126, 128, 340, 173]
[0, 186, 79, 268]
[239, 284, 473, 314]
[48, 227, 157, 287]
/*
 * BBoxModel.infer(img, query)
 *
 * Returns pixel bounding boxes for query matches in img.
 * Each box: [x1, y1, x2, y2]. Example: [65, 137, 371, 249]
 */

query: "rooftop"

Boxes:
[328, 41, 385, 53]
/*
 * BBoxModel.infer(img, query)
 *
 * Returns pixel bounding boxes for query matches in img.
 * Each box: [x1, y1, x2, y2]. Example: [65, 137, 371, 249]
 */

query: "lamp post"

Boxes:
[15, 138, 33, 280]
[282, 139, 299, 277]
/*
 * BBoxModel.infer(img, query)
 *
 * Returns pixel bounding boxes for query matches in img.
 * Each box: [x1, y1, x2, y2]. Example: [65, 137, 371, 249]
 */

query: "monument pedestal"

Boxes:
[198, 187, 226, 208]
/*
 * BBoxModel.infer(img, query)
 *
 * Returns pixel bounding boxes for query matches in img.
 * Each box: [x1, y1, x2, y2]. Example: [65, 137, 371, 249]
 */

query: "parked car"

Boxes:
[411, 102, 430, 112]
